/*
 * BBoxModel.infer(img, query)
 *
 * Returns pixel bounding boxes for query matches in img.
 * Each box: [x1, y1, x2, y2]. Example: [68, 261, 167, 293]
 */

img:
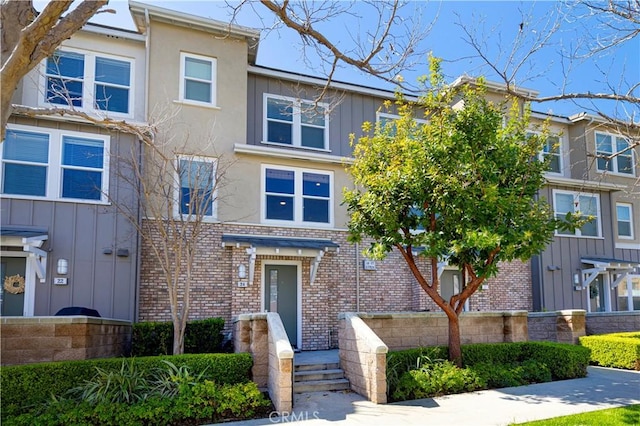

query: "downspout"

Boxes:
[355, 242, 360, 312]
[134, 9, 151, 322]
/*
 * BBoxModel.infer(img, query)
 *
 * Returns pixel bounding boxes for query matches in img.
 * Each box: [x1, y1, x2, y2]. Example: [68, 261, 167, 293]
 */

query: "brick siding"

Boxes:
[139, 220, 532, 350]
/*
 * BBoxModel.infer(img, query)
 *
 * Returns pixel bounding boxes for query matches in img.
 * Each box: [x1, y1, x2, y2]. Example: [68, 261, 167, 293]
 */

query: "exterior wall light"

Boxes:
[238, 264, 247, 279]
[57, 259, 68, 275]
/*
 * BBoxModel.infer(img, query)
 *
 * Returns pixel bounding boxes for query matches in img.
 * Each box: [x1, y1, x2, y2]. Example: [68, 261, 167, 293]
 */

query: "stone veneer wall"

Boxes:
[585, 312, 640, 335]
[139, 221, 532, 350]
[359, 311, 529, 350]
[528, 310, 586, 343]
[1, 316, 131, 366]
[233, 313, 293, 412]
[338, 311, 527, 404]
[266, 313, 294, 413]
[338, 313, 388, 404]
[233, 313, 268, 387]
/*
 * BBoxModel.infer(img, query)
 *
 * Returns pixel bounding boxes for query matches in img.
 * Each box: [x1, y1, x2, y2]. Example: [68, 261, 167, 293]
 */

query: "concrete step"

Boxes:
[293, 378, 350, 393]
[295, 362, 340, 372]
[295, 368, 344, 382]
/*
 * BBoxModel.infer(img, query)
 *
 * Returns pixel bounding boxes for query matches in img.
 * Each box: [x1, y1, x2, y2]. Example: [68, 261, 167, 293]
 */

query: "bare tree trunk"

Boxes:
[172, 317, 185, 355]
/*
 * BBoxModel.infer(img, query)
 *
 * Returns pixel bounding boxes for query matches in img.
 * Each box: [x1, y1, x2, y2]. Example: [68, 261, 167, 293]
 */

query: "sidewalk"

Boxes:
[221, 366, 640, 425]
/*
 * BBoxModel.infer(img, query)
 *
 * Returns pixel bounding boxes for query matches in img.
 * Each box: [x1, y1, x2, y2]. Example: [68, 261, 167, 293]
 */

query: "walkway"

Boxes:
[222, 366, 640, 425]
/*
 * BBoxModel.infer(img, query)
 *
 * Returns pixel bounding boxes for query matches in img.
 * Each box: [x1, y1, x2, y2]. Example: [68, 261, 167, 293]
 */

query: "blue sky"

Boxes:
[37, 1, 638, 118]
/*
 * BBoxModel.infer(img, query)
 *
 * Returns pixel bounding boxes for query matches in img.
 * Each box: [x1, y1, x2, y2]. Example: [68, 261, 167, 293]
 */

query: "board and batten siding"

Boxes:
[1, 117, 140, 321]
[246, 72, 390, 158]
[534, 184, 637, 311]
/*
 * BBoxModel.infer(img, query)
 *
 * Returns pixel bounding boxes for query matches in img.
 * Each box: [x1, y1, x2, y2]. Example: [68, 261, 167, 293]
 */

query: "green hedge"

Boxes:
[579, 332, 640, 370]
[131, 317, 225, 356]
[0, 353, 252, 421]
[5, 381, 271, 426]
[387, 342, 590, 400]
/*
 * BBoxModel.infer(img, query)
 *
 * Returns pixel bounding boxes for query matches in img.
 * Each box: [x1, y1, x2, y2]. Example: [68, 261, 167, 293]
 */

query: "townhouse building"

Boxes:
[1, 2, 638, 351]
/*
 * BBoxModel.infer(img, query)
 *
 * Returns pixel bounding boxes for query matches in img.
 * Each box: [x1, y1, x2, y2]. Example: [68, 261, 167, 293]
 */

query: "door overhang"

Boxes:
[222, 234, 339, 285]
[1, 226, 49, 283]
[580, 258, 640, 290]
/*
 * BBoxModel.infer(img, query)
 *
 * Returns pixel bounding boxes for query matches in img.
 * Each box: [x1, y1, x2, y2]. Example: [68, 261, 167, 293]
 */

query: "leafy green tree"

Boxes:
[344, 59, 564, 366]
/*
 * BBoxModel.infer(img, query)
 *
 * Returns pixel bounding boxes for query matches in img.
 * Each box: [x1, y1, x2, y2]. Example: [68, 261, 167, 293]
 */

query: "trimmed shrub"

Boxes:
[0, 353, 252, 421]
[521, 341, 590, 380]
[131, 317, 225, 356]
[387, 341, 590, 401]
[470, 360, 552, 389]
[579, 332, 640, 370]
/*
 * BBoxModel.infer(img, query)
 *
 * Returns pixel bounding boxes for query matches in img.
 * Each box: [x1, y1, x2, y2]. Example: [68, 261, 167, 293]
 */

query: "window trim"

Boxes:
[376, 112, 428, 126]
[2, 124, 110, 204]
[552, 189, 602, 238]
[529, 132, 564, 175]
[260, 164, 334, 227]
[616, 202, 634, 240]
[40, 47, 134, 118]
[595, 131, 635, 176]
[173, 154, 218, 221]
[179, 52, 217, 108]
[263, 94, 329, 151]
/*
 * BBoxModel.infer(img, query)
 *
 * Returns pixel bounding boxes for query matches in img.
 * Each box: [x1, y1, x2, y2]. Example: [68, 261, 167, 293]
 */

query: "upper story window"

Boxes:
[179, 53, 217, 107]
[176, 156, 217, 218]
[553, 189, 601, 238]
[616, 203, 634, 239]
[1, 125, 109, 202]
[377, 112, 427, 137]
[262, 165, 333, 226]
[540, 135, 562, 174]
[264, 94, 328, 150]
[596, 132, 634, 176]
[44, 49, 132, 115]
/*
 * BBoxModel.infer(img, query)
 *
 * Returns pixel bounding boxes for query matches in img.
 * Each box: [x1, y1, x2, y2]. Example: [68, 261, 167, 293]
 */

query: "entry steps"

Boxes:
[293, 361, 350, 393]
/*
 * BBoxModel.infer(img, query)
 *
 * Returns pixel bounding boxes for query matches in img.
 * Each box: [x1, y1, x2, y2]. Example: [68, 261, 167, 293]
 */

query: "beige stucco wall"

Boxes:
[224, 153, 353, 227]
[146, 20, 249, 154]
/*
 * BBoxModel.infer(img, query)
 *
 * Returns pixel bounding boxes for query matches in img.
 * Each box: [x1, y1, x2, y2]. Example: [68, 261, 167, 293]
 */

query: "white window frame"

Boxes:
[595, 131, 635, 176]
[179, 52, 217, 108]
[536, 133, 563, 175]
[552, 189, 602, 238]
[39, 47, 134, 118]
[616, 203, 634, 240]
[377, 112, 428, 127]
[260, 164, 334, 227]
[173, 154, 218, 221]
[263, 94, 329, 151]
[1, 124, 110, 204]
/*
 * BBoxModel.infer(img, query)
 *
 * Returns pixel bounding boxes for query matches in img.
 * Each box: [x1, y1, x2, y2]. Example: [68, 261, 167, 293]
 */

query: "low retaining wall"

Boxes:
[338, 311, 527, 404]
[586, 311, 640, 335]
[234, 313, 294, 413]
[528, 310, 586, 343]
[358, 311, 528, 351]
[0, 316, 131, 366]
[338, 313, 388, 404]
[267, 313, 294, 413]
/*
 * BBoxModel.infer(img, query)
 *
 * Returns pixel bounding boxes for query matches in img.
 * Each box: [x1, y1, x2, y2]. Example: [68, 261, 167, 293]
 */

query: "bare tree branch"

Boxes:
[1, 0, 110, 140]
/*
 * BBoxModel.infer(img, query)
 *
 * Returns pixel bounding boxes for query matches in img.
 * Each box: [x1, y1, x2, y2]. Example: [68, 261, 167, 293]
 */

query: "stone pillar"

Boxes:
[503, 311, 528, 342]
[556, 310, 586, 344]
[233, 315, 251, 353]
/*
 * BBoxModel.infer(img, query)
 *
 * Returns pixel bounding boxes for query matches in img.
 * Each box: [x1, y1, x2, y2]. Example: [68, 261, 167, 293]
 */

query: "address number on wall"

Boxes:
[53, 277, 68, 285]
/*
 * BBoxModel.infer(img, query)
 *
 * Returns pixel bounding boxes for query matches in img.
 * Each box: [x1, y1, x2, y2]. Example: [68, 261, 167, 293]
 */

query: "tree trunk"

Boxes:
[172, 319, 185, 355]
[448, 313, 462, 367]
